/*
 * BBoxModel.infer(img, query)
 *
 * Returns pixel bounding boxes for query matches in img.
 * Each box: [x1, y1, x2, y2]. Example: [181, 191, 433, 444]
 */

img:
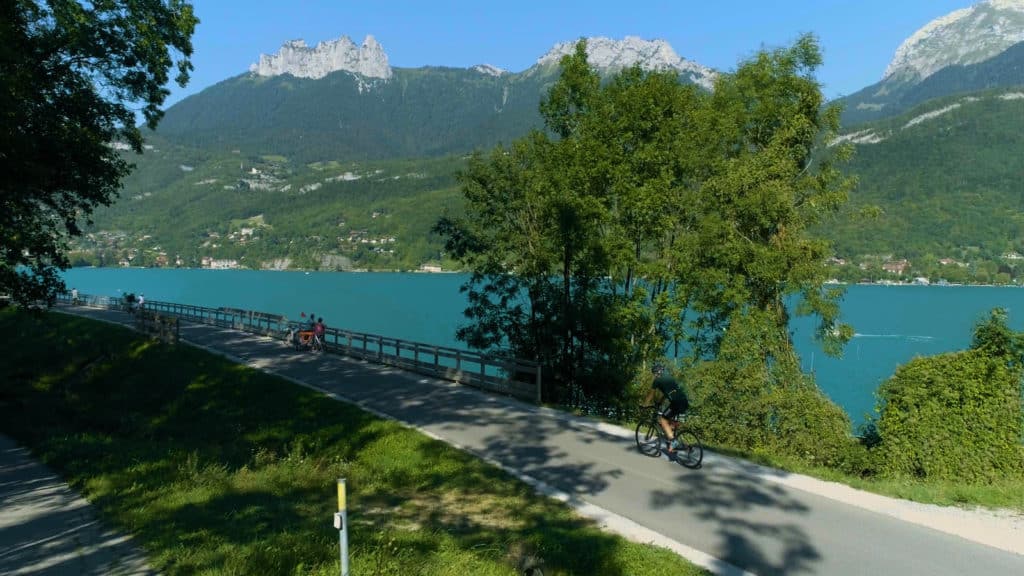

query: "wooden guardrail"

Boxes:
[58, 292, 542, 403]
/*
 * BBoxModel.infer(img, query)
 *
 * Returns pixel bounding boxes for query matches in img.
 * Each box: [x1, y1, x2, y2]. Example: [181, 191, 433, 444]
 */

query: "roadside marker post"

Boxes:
[334, 478, 349, 576]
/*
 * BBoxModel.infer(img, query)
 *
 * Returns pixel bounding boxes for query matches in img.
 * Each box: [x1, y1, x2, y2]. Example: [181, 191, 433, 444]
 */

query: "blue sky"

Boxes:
[170, 0, 977, 106]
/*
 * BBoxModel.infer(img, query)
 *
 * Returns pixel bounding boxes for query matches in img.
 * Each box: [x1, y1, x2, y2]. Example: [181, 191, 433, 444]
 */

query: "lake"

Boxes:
[61, 267, 1024, 427]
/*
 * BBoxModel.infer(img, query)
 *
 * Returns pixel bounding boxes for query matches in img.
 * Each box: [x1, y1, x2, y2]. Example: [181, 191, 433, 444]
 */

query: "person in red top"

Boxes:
[313, 317, 326, 351]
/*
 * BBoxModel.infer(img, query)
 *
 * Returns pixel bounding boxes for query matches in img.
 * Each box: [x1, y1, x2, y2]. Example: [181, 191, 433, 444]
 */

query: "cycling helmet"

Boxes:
[651, 363, 665, 375]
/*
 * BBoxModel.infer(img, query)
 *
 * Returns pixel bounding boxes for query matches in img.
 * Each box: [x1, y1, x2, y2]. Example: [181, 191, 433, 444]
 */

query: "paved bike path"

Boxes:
[39, 307, 1024, 575]
[0, 435, 154, 575]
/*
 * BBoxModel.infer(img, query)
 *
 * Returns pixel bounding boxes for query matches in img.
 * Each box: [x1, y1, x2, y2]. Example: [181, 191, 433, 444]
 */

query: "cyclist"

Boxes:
[643, 363, 690, 453]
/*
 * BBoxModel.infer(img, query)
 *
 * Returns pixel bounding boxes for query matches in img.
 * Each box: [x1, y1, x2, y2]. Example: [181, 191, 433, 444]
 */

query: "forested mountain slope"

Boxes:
[825, 89, 1024, 273]
[155, 67, 552, 163]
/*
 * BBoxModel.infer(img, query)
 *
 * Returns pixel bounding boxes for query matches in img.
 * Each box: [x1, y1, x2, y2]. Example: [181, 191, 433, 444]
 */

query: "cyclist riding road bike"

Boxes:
[642, 363, 690, 453]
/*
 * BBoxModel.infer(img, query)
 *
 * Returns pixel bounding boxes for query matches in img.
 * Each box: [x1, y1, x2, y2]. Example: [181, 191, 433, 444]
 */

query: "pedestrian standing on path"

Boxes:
[313, 316, 326, 352]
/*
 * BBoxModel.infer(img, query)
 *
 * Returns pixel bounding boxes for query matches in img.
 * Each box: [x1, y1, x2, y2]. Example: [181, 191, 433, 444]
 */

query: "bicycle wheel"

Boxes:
[672, 429, 703, 469]
[635, 420, 664, 457]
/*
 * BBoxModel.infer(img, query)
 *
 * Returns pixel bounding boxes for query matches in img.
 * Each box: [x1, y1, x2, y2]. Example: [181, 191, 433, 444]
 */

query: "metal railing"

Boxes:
[58, 292, 542, 403]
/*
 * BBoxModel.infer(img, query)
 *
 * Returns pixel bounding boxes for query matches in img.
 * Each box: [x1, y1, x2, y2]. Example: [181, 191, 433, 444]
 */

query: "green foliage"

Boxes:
[971, 307, 1024, 363]
[687, 34, 855, 359]
[438, 36, 857, 468]
[875, 347, 1024, 483]
[0, 0, 197, 305]
[81, 148, 465, 271]
[689, 308, 853, 465]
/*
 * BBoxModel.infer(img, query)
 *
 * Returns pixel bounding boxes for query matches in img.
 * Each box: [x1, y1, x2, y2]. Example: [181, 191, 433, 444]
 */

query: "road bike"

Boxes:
[635, 405, 703, 468]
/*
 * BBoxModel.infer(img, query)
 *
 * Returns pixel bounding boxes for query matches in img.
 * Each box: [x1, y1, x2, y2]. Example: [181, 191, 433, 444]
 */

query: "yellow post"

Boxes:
[336, 478, 348, 576]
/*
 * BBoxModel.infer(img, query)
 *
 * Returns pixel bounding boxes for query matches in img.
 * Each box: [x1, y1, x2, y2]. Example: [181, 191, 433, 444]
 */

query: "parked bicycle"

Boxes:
[635, 405, 703, 468]
[286, 326, 323, 353]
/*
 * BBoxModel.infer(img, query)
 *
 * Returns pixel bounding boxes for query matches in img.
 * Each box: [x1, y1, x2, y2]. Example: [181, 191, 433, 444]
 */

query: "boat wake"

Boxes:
[854, 333, 935, 342]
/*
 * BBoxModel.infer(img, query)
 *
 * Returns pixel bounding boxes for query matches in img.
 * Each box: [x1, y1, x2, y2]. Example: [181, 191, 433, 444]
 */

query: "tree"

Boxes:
[684, 34, 855, 360]
[679, 36, 857, 458]
[436, 41, 702, 404]
[0, 0, 198, 305]
[437, 36, 857, 450]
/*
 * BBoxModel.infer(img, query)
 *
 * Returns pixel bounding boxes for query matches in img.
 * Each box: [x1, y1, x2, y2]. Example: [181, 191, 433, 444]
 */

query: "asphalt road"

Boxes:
[0, 435, 153, 575]
[46, 306, 1024, 575]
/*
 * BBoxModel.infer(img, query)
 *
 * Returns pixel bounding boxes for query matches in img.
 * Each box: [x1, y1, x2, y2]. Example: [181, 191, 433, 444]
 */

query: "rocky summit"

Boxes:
[248, 33, 715, 89]
[534, 36, 716, 89]
[249, 35, 392, 80]
[883, 0, 1024, 82]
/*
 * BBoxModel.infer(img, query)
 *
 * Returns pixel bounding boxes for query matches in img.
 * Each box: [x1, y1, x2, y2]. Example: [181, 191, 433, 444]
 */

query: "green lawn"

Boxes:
[0, 308, 707, 575]
[722, 448, 1024, 511]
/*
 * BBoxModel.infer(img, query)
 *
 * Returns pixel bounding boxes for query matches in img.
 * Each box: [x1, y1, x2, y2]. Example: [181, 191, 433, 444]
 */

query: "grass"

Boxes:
[0, 308, 707, 576]
[723, 448, 1024, 511]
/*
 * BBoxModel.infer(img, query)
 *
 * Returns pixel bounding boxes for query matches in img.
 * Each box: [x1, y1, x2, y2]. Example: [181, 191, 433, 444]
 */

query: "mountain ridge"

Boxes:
[884, 0, 1024, 82]
[247, 34, 716, 89]
[840, 0, 1024, 125]
[84, 4, 1024, 278]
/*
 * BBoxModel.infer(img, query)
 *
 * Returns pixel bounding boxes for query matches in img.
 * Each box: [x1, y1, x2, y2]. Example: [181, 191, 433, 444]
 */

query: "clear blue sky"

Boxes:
[169, 0, 977, 106]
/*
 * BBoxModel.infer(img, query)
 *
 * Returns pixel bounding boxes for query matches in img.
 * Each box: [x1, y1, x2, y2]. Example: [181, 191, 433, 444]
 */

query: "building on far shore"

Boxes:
[201, 256, 240, 269]
[882, 259, 910, 275]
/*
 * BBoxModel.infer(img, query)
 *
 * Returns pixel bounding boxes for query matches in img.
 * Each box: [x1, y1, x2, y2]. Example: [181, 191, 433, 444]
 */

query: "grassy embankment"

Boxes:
[0, 309, 706, 575]
[700, 445, 1024, 512]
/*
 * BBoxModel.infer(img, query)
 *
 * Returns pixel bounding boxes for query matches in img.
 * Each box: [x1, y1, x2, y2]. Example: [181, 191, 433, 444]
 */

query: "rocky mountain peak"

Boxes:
[471, 64, 507, 76]
[250, 35, 392, 80]
[883, 0, 1024, 82]
[535, 36, 716, 89]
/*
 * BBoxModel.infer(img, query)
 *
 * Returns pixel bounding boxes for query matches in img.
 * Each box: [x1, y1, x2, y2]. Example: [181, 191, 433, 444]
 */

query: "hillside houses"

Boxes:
[881, 259, 910, 275]
[201, 257, 240, 269]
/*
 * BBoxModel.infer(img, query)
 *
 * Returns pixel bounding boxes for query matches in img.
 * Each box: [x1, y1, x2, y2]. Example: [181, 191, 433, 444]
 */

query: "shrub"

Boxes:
[875, 349, 1024, 482]
[766, 377, 854, 467]
[689, 308, 854, 465]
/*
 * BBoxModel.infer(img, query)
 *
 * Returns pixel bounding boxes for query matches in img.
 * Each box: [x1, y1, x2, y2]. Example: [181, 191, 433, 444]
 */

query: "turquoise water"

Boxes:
[62, 268, 1024, 426]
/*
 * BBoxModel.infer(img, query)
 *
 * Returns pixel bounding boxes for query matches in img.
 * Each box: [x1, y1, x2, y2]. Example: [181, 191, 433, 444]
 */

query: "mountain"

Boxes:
[155, 67, 548, 163]
[824, 88, 1024, 271]
[82, 36, 716, 271]
[81, 22, 1024, 279]
[839, 0, 1024, 125]
[155, 36, 716, 163]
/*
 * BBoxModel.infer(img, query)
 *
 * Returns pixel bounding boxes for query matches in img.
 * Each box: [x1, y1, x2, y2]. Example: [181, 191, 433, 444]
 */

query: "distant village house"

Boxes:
[882, 259, 910, 274]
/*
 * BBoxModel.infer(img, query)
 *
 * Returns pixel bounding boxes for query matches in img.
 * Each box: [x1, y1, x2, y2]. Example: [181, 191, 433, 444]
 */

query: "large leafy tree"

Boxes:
[0, 0, 198, 305]
[438, 35, 856, 447]
[685, 35, 854, 359]
[436, 42, 699, 403]
[671, 36, 857, 459]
